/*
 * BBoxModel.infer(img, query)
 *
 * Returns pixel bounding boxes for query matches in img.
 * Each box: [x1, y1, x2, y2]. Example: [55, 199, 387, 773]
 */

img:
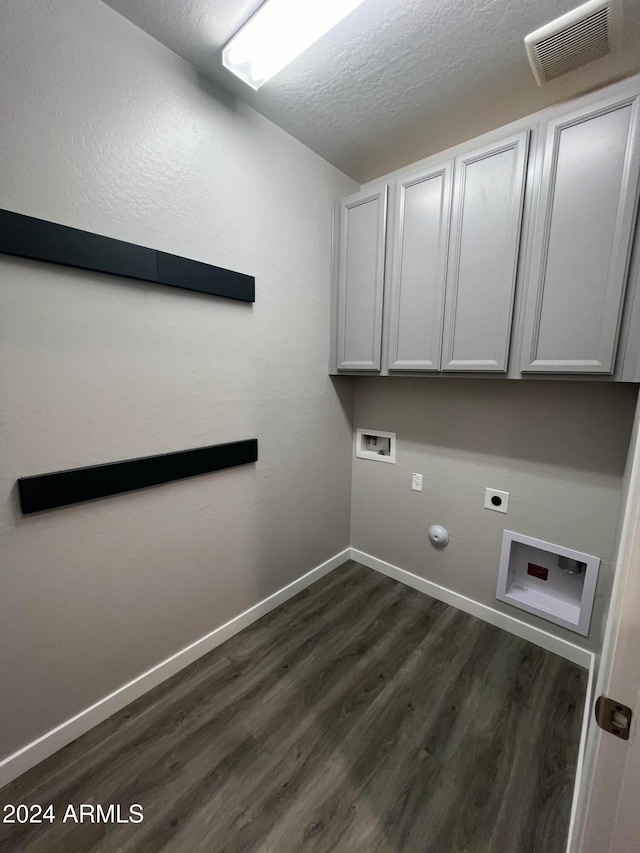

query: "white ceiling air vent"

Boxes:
[525, 0, 623, 86]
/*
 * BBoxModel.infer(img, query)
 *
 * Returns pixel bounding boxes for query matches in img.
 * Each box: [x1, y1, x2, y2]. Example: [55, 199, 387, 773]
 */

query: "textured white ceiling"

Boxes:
[101, 0, 640, 182]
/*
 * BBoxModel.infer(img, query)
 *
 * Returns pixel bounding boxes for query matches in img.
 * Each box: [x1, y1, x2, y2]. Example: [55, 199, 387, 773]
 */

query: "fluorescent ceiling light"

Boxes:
[222, 0, 367, 90]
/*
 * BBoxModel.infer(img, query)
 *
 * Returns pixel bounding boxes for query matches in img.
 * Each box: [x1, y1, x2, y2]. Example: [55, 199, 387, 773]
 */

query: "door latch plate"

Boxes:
[595, 696, 632, 740]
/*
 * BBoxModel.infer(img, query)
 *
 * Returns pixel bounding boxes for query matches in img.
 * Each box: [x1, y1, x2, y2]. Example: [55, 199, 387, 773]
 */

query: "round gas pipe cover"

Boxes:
[428, 525, 449, 548]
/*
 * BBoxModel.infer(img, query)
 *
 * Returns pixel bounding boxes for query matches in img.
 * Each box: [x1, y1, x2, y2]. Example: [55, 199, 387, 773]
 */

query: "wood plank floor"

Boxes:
[0, 561, 587, 853]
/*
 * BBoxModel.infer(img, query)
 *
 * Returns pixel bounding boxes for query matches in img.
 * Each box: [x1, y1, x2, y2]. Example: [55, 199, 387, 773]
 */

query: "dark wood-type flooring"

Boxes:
[0, 561, 587, 853]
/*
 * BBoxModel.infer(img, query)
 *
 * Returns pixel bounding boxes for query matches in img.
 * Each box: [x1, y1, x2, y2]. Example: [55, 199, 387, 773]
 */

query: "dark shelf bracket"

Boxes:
[18, 439, 258, 514]
[0, 209, 255, 302]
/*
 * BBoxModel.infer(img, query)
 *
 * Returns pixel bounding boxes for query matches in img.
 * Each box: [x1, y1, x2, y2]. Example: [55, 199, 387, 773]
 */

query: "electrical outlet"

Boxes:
[484, 488, 509, 513]
[411, 473, 423, 492]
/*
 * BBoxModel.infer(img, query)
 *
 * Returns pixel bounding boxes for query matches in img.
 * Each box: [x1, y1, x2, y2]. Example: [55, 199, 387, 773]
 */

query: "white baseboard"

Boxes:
[0, 548, 350, 790]
[350, 548, 594, 670]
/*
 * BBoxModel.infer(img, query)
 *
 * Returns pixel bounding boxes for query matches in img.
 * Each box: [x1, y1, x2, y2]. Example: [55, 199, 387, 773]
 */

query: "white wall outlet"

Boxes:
[411, 473, 423, 492]
[485, 488, 509, 513]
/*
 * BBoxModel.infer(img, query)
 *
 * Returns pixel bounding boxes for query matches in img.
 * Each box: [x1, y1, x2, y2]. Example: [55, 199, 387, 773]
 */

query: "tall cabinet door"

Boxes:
[520, 95, 640, 374]
[441, 131, 530, 372]
[386, 161, 453, 371]
[335, 186, 387, 371]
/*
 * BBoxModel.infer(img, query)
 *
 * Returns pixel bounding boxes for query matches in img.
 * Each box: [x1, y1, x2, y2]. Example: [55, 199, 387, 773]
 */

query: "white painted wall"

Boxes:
[350, 378, 638, 651]
[0, 0, 357, 759]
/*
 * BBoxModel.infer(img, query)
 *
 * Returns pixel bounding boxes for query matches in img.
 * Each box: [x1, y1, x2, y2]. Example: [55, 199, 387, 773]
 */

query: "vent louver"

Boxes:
[525, 0, 622, 86]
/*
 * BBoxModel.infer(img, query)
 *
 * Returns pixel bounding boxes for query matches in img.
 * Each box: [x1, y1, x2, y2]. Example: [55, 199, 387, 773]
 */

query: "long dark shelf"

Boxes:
[18, 439, 258, 514]
[0, 209, 255, 302]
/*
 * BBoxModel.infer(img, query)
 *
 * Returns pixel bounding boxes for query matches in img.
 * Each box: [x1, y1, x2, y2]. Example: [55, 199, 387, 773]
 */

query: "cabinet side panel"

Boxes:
[337, 193, 385, 370]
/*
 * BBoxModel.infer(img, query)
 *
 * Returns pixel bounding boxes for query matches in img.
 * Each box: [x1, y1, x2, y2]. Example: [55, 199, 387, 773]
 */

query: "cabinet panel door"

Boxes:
[521, 96, 640, 374]
[387, 162, 453, 371]
[442, 131, 529, 372]
[336, 186, 387, 371]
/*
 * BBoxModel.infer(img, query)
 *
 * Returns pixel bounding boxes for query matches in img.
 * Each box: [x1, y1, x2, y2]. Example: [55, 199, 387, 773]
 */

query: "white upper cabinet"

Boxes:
[385, 131, 529, 373]
[387, 161, 453, 371]
[520, 93, 640, 374]
[334, 185, 387, 371]
[330, 76, 640, 380]
[442, 131, 530, 372]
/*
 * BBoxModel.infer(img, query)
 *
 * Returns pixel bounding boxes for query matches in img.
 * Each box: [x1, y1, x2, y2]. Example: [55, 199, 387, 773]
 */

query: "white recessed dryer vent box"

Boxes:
[496, 530, 600, 636]
[355, 429, 396, 463]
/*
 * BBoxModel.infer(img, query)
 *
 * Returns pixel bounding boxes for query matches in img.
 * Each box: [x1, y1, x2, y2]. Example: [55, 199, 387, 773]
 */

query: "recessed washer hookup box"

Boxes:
[355, 429, 396, 463]
[496, 530, 599, 637]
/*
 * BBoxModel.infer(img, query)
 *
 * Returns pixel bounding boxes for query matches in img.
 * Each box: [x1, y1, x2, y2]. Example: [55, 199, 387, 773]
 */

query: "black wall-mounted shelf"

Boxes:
[0, 209, 255, 302]
[18, 439, 258, 514]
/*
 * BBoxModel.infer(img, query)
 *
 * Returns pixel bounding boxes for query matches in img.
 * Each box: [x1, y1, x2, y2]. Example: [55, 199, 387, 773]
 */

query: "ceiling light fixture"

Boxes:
[222, 0, 366, 90]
